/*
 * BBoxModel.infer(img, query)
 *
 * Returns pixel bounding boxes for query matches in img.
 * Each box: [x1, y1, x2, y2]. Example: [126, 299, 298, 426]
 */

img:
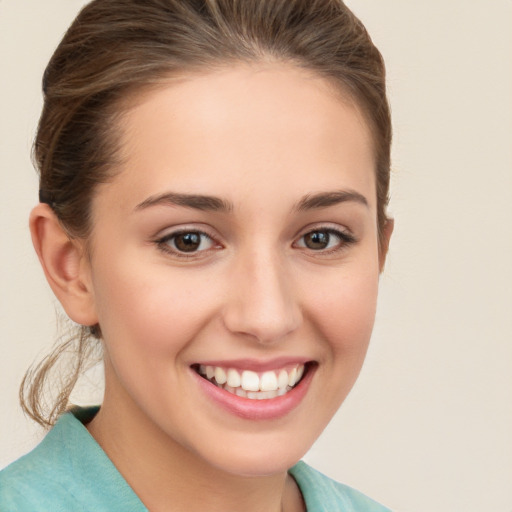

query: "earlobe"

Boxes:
[379, 218, 394, 272]
[29, 204, 98, 327]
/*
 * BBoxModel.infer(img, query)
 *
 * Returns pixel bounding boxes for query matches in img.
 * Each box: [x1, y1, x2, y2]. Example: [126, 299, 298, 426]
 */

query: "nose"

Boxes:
[222, 248, 302, 344]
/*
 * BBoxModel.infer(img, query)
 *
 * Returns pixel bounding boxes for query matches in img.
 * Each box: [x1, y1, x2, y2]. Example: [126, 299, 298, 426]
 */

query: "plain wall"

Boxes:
[1, 1, 511, 511]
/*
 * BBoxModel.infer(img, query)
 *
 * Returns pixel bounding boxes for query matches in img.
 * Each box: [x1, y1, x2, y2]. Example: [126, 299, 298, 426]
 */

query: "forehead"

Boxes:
[102, 63, 376, 213]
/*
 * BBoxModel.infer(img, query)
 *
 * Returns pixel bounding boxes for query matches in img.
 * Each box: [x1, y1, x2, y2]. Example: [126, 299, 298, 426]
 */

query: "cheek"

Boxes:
[309, 265, 380, 359]
[297, 264, 380, 433]
[90, 251, 220, 359]
[89, 257, 221, 417]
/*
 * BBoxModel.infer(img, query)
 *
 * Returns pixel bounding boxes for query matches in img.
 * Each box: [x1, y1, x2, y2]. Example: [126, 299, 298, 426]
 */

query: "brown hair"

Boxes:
[22, 0, 391, 427]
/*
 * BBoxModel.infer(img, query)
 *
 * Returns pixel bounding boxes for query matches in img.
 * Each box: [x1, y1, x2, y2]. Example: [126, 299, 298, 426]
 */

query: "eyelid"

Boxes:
[154, 225, 223, 259]
[292, 224, 357, 253]
[151, 222, 356, 259]
[293, 222, 355, 240]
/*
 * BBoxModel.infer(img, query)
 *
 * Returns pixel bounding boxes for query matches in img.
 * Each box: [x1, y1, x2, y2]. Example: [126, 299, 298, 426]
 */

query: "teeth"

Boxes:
[260, 371, 278, 391]
[241, 370, 260, 391]
[246, 390, 280, 400]
[277, 387, 288, 396]
[288, 367, 297, 387]
[196, 363, 306, 400]
[227, 368, 241, 388]
[277, 370, 288, 389]
[235, 388, 247, 398]
[214, 367, 227, 385]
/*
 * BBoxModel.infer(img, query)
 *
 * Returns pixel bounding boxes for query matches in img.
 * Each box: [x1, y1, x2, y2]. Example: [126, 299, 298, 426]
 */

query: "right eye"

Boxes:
[157, 230, 217, 256]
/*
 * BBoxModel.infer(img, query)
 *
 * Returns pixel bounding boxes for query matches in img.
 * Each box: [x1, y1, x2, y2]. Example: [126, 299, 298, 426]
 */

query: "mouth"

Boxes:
[191, 362, 310, 400]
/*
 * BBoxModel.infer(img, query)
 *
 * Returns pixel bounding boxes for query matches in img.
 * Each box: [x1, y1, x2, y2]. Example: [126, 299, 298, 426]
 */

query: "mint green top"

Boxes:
[0, 407, 391, 511]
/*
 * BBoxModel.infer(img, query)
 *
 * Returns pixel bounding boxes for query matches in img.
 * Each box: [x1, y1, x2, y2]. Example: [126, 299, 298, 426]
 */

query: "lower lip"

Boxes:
[192, 365, 315, 421]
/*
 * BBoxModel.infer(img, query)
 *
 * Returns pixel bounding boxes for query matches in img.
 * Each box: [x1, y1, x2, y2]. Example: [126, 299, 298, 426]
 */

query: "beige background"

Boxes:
[1, 1, 511, 511]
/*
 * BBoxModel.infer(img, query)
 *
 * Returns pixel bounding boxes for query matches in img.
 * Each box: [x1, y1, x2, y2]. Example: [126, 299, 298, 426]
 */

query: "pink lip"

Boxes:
[194, 357, 311, 372]
[191, 362, 316, 421]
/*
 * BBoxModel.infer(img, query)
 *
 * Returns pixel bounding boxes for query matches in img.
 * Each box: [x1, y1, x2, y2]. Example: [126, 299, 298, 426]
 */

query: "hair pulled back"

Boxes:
[23, 0, 391, 427]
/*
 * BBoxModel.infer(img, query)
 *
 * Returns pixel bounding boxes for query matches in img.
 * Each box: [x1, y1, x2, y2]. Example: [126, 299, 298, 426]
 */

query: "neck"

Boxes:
[87, 377, 304, 512]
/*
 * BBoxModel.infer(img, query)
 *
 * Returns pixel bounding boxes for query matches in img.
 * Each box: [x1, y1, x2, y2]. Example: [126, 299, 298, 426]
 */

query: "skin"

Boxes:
[31, 63, 392, 512]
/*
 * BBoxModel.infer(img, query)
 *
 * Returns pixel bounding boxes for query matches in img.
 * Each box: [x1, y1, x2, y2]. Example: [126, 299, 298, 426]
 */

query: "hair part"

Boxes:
[24, 0, 391, 427]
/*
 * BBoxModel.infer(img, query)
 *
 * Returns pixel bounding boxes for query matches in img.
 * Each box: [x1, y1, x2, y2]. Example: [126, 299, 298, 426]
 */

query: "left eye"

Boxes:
[159, 231, 215, 253]
[295, 229, 352, 251]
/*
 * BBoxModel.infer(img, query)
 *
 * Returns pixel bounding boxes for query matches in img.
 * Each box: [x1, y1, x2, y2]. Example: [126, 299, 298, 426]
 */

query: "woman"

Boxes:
[0, 0, 393, 510]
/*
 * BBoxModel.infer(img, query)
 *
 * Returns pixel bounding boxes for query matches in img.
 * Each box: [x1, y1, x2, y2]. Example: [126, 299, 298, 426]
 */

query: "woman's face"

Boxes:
[85, 63, 386, 476]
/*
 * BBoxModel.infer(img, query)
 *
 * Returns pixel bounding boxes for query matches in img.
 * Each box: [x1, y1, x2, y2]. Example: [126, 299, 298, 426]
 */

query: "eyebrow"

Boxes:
[134, 189, 368, 214]
[135, 192, 233, 212]
[295, 190, 368, 211]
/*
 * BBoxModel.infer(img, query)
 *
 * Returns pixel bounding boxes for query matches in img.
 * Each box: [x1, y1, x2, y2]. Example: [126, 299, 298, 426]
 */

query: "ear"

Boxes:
[378, 218, 394, 272]
[29, 203, 98, 327]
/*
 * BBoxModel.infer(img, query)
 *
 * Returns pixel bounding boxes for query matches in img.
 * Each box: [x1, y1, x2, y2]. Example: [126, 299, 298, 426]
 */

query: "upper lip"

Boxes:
[191, 357, 313, 372]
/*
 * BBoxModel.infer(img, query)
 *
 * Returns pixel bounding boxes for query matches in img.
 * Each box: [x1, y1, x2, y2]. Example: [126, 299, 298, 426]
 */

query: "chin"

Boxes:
[182, 417, 325, 478]
[208, 444, 307, 478]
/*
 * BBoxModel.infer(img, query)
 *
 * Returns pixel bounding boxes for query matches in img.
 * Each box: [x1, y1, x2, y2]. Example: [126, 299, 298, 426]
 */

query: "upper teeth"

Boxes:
[198, 364, 305, 393]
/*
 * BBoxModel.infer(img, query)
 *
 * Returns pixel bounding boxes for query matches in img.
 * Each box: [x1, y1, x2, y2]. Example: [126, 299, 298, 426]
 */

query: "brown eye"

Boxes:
[174, 232, 202, 252]
[303, 231, 331, 250]
[159, 231, 215, 254]
[295, 228, 356, 252]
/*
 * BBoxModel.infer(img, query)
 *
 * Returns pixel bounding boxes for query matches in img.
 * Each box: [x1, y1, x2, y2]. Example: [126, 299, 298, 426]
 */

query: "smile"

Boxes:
[193, 364, 306, 400]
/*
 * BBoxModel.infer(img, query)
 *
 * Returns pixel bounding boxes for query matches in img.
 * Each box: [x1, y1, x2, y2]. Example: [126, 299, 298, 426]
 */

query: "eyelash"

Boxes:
[155, 226, 356, 259]
[293, 227, 357, 255]
[156, 229, 219, 259]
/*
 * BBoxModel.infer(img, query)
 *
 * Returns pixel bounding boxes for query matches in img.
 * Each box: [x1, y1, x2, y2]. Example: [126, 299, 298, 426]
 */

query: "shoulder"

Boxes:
[0, 407, 146, 512]
[289, 461, 392, 512]
[0, 415, 82, 512]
